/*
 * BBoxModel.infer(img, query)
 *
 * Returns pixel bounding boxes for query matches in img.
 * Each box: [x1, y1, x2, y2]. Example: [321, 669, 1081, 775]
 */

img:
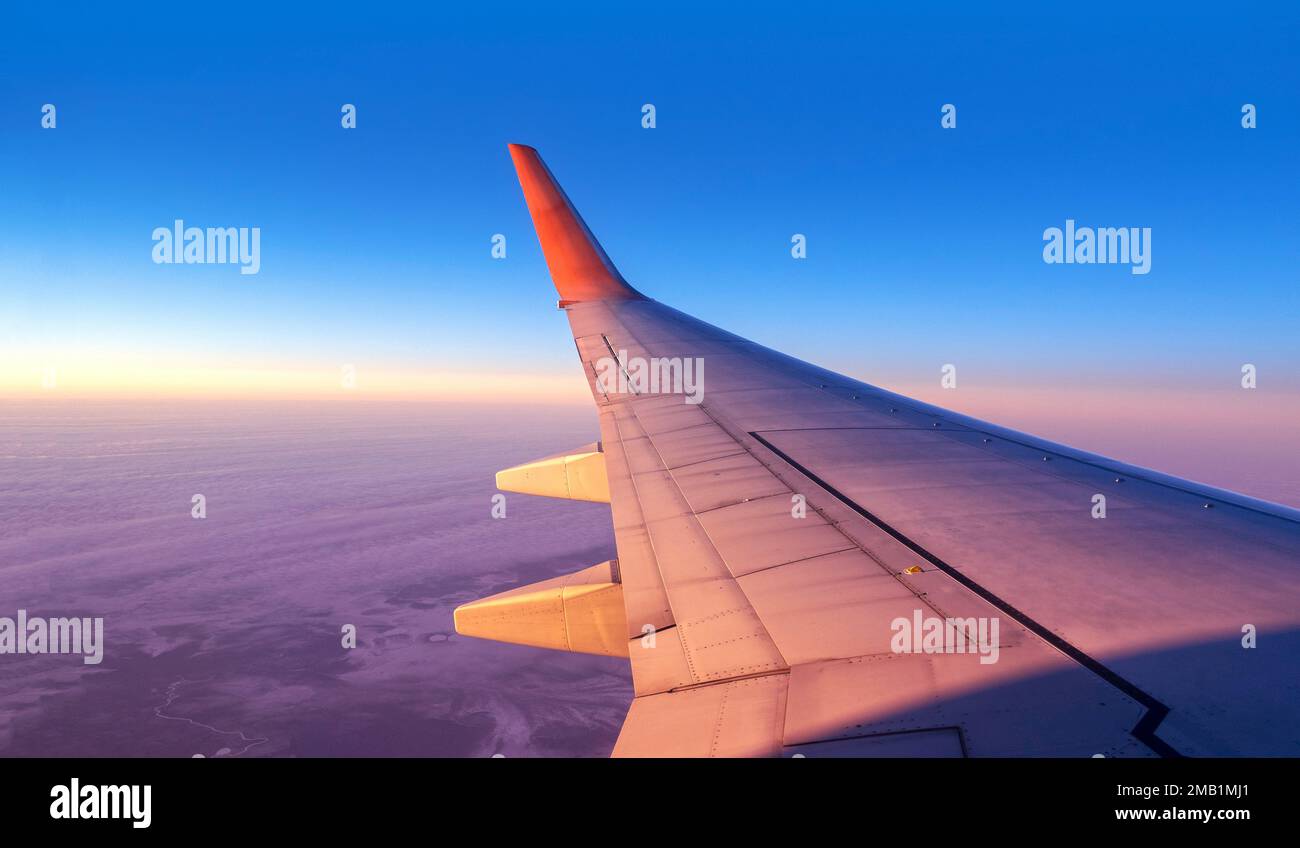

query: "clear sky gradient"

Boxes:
[2, 2, 1297, 400]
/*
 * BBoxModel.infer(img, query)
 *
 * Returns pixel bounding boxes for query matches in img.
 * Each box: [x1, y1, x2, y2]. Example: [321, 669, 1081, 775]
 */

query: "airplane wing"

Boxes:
[454, 144, 1300, 757]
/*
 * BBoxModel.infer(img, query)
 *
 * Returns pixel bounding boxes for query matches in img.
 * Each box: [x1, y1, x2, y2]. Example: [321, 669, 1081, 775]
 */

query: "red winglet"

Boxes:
[508, 144, 644, 304]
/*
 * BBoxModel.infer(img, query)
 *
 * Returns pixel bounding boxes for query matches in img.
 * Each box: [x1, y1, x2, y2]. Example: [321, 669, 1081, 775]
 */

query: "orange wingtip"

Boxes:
[508, 144, 643, 304]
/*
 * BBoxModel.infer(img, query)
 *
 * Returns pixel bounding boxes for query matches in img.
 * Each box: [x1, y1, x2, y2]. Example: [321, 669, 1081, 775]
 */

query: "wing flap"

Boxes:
[784, 651, 1149, 758]
[613, 674, 789, 758]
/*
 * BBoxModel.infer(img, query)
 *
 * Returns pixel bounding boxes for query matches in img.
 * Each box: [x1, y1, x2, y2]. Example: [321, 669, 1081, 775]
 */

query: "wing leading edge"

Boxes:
[454, 145, 1300, 758]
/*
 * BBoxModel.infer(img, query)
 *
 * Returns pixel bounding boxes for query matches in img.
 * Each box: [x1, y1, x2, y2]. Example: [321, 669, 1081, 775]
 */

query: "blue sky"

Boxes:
[2, 1, 1297, 394]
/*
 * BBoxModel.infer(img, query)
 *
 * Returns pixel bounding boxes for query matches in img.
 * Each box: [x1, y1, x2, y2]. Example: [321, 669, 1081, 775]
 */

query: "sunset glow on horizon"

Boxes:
[0, 356, 592, 402]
